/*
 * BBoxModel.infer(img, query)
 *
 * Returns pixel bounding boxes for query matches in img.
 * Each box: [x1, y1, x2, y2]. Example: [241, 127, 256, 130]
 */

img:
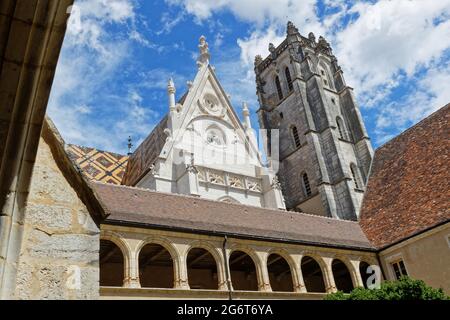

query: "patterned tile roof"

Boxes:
[359, 103, 450, 249]
[121, 116, 168, 186]
[66, 144, 128, 185]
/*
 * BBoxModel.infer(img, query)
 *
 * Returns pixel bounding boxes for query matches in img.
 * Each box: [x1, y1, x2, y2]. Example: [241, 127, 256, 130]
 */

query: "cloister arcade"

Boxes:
[99, 227, 379, 299]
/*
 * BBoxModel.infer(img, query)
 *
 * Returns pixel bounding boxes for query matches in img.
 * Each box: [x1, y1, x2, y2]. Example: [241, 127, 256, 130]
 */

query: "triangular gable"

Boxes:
[161, 64, 263, 165]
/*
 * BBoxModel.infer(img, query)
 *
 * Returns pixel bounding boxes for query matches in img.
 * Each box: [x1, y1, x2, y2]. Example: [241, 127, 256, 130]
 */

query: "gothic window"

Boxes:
[319, 63, 332, 89]
[291, 126, 301, 148]
[285, 67, 293, 92]
[275, 76, 283, 100]
[302, 172, 312, 197]
[350, 163, 362, 189]
[336, 117, 347, 140]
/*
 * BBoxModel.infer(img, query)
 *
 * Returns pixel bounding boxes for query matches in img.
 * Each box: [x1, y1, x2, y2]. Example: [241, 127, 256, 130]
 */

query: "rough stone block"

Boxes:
[29, 229, 99, 263]
[26, 203, 72, 231]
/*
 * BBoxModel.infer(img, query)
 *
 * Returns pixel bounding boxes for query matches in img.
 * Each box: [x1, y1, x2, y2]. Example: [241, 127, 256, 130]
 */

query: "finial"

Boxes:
[287, 21, 299, 35]
[127, 136, 133, 155]
[254, 55, 263, 67]
[308, 32, 316, 43]
[242, 102, 251, 130]
[167, 78, 175, 93]
[197, 35, 210, 67]
[167, 78, 176, 112]
[269, 43, 276, 53]
[242, 102, 249, 114]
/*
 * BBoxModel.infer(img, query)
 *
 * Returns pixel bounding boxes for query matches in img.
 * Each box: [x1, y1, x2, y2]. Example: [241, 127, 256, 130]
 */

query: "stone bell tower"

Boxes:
[254, 21, 373, 220]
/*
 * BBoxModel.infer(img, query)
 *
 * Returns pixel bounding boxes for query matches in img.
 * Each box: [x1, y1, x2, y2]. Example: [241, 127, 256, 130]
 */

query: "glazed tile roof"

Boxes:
[66, 144, 128, 185]
[121, 116, 168, 186]
[93, 182, 374, 250]
[359, 103, 450, 249]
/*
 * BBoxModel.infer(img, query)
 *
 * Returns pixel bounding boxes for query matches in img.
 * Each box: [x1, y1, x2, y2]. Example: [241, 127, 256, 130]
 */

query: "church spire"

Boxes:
[197, 35, 210, 68]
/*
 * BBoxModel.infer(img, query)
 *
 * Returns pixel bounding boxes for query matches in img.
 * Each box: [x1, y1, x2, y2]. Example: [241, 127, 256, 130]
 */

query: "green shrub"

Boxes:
[324, 276, 449, 300]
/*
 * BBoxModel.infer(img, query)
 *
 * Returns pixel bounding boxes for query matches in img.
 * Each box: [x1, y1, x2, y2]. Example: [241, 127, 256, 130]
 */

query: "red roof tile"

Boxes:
[359, 103, 450, 249]
[93, 182, 374, 250]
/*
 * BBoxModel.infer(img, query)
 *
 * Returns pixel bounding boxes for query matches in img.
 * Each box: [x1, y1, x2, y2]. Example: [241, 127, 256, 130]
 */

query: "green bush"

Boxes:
[324, 276, 449, 300]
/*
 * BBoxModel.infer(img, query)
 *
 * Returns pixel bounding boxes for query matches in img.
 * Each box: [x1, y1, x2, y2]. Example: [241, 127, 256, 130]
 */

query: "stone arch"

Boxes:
[217, 196, 240, 203]
[301, 171, 312, 197]
[318, 60, 334, 89]
[266, 248, 296, 292]
[350, 163, 363, 190]
[331, 257, 355, 293]
[274, 74, 283, 100]
[136, 236, 178, 289]
[135, 236, 179, 262]
[101, 231, 132, 262]
[185, 243, 222, 290]
[100, 231, 131, 287]
[283, 65, 293, 92]
[185, 241, 225, 289]
[228, 245, 260, 291]
[290, 124, 301, 148]
[300, 255, 326, 293]
[100, 239, 125, 287]
[336, 116, 348, 140]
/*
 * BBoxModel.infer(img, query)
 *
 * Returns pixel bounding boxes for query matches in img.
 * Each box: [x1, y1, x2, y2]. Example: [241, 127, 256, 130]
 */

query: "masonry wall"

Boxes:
[13, 136, 100, 299]
[379, 223, 450, 294]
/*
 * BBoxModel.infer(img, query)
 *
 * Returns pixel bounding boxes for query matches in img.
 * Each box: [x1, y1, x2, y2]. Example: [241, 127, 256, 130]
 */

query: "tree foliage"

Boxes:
[324, 277, 449, 300]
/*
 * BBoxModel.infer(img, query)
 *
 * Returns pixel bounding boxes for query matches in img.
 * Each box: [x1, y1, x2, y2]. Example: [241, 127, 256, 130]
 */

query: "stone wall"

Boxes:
[13, 136, 100, 299]
[379, 223, 450, 294]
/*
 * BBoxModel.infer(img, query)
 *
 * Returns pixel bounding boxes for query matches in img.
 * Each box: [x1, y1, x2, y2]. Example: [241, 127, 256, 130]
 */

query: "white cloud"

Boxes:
[157, 11, 186, 35]
[334, 0, 450, 104]
[48, 0, 160, 154]
[167, 0, 323, 32]
[373, 62, 450, 143]
[171, 0, 450, 146]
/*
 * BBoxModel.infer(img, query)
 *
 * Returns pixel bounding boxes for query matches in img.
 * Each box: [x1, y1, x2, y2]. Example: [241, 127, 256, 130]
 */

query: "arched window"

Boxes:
[187, 248, 219, 290]
[302, 172, 312, 197]
[229, 251, 258, 291]
[275, 76, 283, 100]
[267, 254, 294, 292]
[319, 63, 332, 89]
[291, 126, 301, 148]
[336, 117, 347, 140]
[359, 261, 372, 289]
[331, 259, 354, 293]
[139, 243, 174, 288]
[100, 240, 125, 287]
[301, 256, 326, 292]
[285, 67, 293, 92]
[350, 163, 362, 189]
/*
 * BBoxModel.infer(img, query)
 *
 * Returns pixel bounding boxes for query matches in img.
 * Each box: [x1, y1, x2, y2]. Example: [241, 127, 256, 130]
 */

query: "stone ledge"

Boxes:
[100, 286, 326, 300]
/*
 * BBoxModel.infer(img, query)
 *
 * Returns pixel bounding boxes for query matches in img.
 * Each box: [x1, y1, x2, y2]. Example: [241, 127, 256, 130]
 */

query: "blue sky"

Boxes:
[48, 0, 450, 154]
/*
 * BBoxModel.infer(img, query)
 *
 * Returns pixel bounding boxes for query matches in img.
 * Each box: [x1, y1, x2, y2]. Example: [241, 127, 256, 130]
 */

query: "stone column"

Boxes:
[173, 244, 190, 289]
[121, 239, 140, 288]
[255, 251, 272, 292]
[322, 257, 337, 293]
[350, 259, 364, 288]
[291, 254, 307, 293]
[217, 249, 228, 291]
[123, 254, 140, 288]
